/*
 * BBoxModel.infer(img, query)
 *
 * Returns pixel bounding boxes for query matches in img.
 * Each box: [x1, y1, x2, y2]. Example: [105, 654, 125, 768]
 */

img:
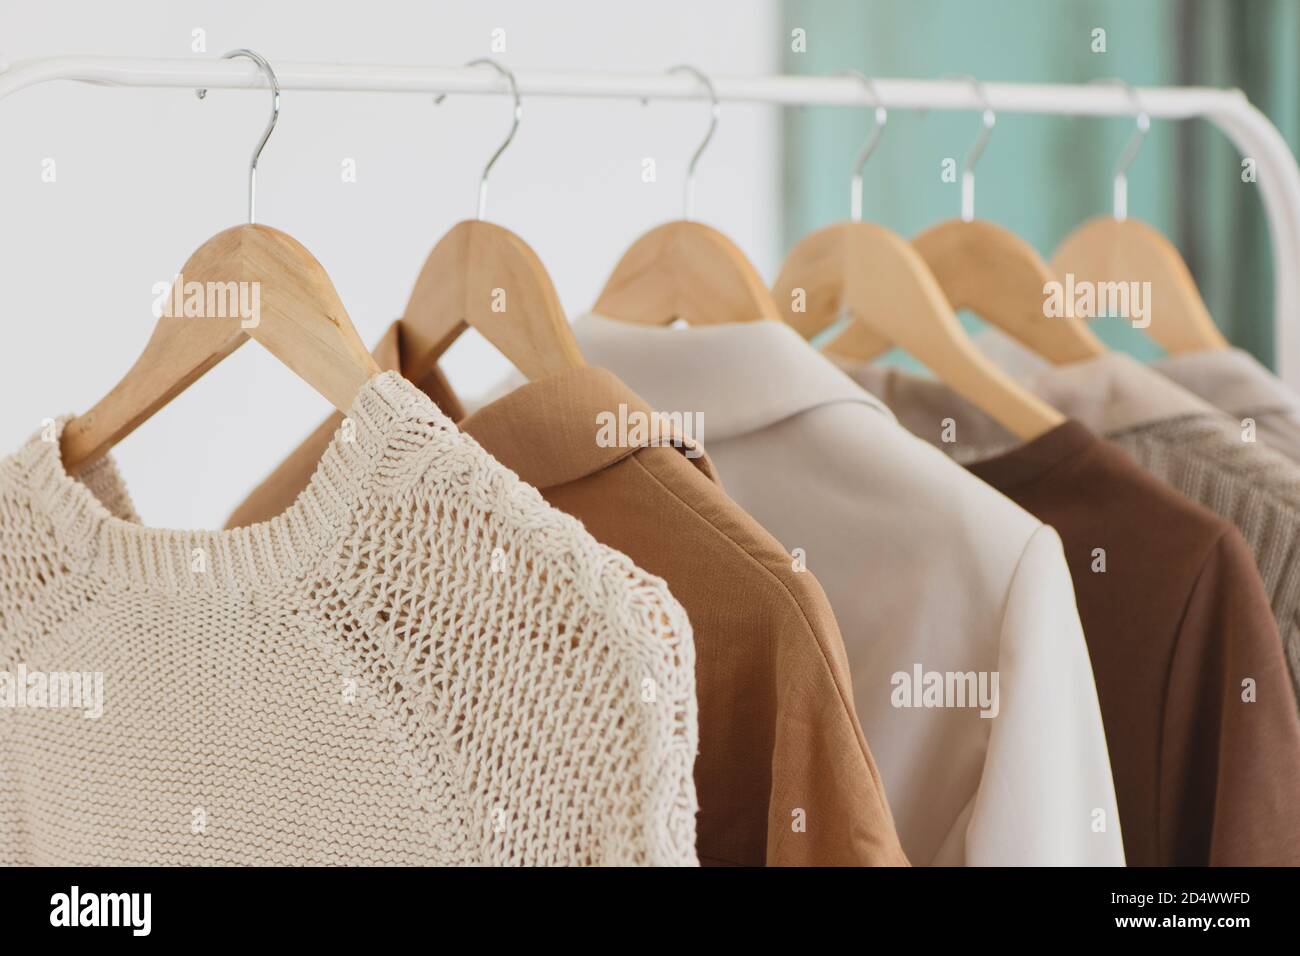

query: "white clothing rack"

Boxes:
[3, 56, 1298, 381]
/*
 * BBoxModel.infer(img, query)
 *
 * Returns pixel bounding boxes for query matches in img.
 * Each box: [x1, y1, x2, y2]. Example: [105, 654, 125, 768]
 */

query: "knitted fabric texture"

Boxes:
[0, 372, 699, 866]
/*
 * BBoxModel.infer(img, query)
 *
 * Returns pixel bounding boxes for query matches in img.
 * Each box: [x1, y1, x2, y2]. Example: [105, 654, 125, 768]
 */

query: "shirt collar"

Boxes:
[572, 313, 895, 443]
[845, 364, 1018, 458]
[884, 325, 1215, 435]
[460, 364, 712, 489]
[1029, 351, 1215, 434]
[1152, 347, 1299, 419]
[370, 317, 712, 489]
[847, 352, 1217, 456]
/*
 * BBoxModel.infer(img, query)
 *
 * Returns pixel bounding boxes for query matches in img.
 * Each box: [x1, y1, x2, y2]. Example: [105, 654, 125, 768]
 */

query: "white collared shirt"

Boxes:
[574, 314, 1124, 866]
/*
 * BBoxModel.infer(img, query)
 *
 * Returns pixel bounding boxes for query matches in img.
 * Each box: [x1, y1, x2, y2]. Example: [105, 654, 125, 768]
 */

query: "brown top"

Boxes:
[228, 322, 908, 868]
[967, 421, 1300, 866]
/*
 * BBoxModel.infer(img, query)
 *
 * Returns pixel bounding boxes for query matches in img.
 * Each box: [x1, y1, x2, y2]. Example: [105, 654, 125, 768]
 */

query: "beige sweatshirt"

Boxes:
[0, 372, 699, 866]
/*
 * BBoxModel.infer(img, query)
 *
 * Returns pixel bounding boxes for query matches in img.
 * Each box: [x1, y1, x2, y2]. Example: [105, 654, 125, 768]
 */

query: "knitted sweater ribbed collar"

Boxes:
[23, 372, 437, 593]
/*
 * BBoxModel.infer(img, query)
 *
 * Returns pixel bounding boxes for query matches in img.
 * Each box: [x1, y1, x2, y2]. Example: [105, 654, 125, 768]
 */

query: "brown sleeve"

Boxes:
[1161, 528, 1300, 865]
[613, 449, 907, 867]
[762, 580, 910, 867]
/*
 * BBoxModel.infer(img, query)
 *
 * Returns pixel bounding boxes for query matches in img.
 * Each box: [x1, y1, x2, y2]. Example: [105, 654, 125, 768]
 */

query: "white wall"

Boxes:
[0, 0, 781, 528]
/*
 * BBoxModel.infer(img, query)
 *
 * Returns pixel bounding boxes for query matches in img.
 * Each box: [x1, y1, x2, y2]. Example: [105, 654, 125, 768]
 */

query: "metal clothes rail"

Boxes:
[2, 56, 1297, 380]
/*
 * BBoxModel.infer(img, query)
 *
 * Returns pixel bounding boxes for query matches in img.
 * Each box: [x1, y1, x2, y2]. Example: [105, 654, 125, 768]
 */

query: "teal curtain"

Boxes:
[781, 0, 1300, 367]
[1178, 0, 1300, 364]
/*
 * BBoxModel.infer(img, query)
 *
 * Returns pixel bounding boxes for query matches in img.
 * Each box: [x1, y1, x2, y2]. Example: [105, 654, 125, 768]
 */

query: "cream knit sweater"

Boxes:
[0, 372, 699, 866]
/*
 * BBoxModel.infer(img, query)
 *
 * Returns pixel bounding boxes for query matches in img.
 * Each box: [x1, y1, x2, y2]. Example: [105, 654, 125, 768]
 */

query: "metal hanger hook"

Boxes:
[841, 70, 887, 223]
[668, 64, 719, 221]
[947, 74, 995, 222]
[1107, 79, 1150, 222]
[196, 49, 280, 225]
[434, 58, 521, 221]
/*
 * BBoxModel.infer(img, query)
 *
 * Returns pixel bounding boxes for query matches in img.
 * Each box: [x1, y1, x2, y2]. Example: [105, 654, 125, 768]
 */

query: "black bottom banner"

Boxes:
[0, 864, 1286, 940]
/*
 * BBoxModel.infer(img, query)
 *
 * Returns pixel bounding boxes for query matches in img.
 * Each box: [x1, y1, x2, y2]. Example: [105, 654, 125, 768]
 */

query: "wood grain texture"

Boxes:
[400, 219, 584, 385]
[1051, 215, 1229, 355]
[594, 220, 781, 325]
[775, 221, 1064, 440]
[62, 224, 380, 473]
[915, 219, 1106, 365]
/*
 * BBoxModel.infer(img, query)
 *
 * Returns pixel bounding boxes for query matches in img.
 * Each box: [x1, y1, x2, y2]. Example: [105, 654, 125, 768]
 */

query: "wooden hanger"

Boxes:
[1051, 82, 1227, 354]
[912, 78, 1105, 364]
[399, 58, 585, 385]
[593, 65, 782, 326]
[1052, 217, 1227, 354]
[915, 219, 1106, 364]
[61, 50, 380, 474]
[594, 220, 781, 325]
[783, 73, 1063, 440]
[779, 223, 1064, 439]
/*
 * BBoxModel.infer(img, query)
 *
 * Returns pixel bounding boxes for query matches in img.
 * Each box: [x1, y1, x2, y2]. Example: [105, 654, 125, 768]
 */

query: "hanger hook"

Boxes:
[196, 49, 280, 225]
[947, 74, 994, 222]
[841, 70, 887, 223]
[1107, 79, 1150, 222]
[668, 64, 719, 221]
[434, 58, 521, 221]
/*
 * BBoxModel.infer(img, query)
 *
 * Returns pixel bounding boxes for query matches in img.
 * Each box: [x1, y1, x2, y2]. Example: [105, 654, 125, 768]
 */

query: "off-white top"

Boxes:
[1154, 347, 1300, 463]
[574, 314, 1124, 867]
[977, 328, 1300, 463]
[0, 372, 699, 866]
